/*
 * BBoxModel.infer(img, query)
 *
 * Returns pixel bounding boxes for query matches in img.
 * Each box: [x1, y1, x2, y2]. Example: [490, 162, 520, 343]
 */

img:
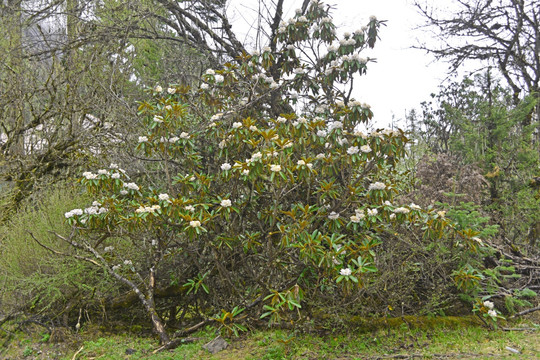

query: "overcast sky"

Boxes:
[227, 0, 452, 129]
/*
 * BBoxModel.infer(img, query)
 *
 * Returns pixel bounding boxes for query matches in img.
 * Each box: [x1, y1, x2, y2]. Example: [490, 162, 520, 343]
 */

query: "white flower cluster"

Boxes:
[221, 163, 232, 171]
[328, 211, 339, 220]
[328, 121, 343, 131]
[339, 38, 356, 46]
[135, 204, 160, 214]
[158, 193, 170, 201]
[138, 136, 148, 143]
[360, 144, 372, 153]
[220, 199, 232, 207]
[297, 160, 313, 169]
[124, 182, 140, 191]
[84, 204, 108, 215]
[214, 74, 224, 83]
[270, 164, 282, 172]
[65, 208, 83, 219]
[153, 115, 164, 123]
[393, 207, 410, 214]
[410, 203, 421, 210]
[350, 208, 365, 223]
[347, 146, 359, 155]
[189, 220, 201, 228]
[368, 182, 386, 191]
[82, 171, 98, 180]
[340, 268, 352, 276]
[367, 208, 378, 216]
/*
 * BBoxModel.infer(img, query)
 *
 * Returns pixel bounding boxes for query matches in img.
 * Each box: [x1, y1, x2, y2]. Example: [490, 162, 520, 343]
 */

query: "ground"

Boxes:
[1, 316, 539, 359]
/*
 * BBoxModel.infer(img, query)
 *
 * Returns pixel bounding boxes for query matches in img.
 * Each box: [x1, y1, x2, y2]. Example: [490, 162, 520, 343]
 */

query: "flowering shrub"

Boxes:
[55, 0, 484, 344]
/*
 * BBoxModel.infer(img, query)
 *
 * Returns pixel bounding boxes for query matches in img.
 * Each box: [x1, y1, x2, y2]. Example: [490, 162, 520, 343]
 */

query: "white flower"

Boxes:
[249, 125, 258, 131]
[104, 246, 114, 252]
[124, 182, 139, 191]
[164, 105, 172, 111]
[120, 190, 128, 195]
[201, 83, 209, 90]
[251, 152, 262, 161]
[185, 205, 195, 212]
[242, 169, 250, 176]
[179, 132, 189, 139]
[350, 215, 361, 223]
[393, 207, 410, 214]
[189, 220, 201, 228]
[347, 146, 359, 155]
[487, 309, 497, 317]
[483, 301, 494, 309]
[384, 201, 392, 206]
[83, 171, 98, 180]
[71, 209, 83, 216]
[109, 163, 119, 169]
[124, 260, 132, 266]
[262, 46, 271, 53]
[167, 87, 176, 94]
[153, 115, 164, 123]
[219, 140, 227, 149]
[360, 145, 371, 153]
[297, 160, 306, 166]
[214, 74, 224, 83]
[410, 203, 421, 210]
[232, 122, 242, 129]
[270, 164, 282, 172]
[316, 153, 326, 159]
[298, 15, 307, 22]
[368, 182, 386, 191]
[389, 213, 396, 220]
[328, 212, 339, 220]
[138, 136, 148, 143]
[169, 137, 179, 143]
[220, 199, 232, 207]
[367, 208, 378, 216]
[112, 265, 120, 271]
[205, 69, 215, 75]
[340, 268, 352, 276]
[329, 121, 343, 130]
[306, 163, 313, 169]
[473, 237, 483, 245]
[84, 206, 98, 215]
[369, 15, 377, 21]
[277, 116, 287, 123]
[98, 169, 108, 175]
[293, 67, 305, 75]
[317, 130, 327, 137]
[158, 193, 170, 201]
[154, 85, 162, 92]
[221, 163, 232, 171]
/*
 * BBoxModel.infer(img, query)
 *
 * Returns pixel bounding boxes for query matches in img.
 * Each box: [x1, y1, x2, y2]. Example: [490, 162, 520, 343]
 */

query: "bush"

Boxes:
[42, 1, 491, 344]
[0, 183, 118, 325]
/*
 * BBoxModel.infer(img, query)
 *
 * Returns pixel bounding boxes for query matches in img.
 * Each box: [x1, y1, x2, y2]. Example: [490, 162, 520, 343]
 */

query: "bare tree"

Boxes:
[414, 0, 539, 120]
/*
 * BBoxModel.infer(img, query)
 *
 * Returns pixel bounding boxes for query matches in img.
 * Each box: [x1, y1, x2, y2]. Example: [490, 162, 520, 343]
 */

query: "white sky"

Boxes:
[227, 0, 452, 129]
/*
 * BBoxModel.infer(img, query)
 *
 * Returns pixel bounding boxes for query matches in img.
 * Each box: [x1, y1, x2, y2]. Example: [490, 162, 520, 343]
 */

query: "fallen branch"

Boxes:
[71, 346, 84, 360]
[510, 305, 540, 319]
[152, 336, 202, 354]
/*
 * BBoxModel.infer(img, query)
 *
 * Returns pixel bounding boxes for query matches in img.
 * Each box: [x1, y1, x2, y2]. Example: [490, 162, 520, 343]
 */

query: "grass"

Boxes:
[1, 317, 539, 359]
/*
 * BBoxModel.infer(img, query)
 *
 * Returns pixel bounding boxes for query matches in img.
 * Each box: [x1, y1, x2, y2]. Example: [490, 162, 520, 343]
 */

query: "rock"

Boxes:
[202, 335, 229, 354]
[125, 348, 137, 355]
